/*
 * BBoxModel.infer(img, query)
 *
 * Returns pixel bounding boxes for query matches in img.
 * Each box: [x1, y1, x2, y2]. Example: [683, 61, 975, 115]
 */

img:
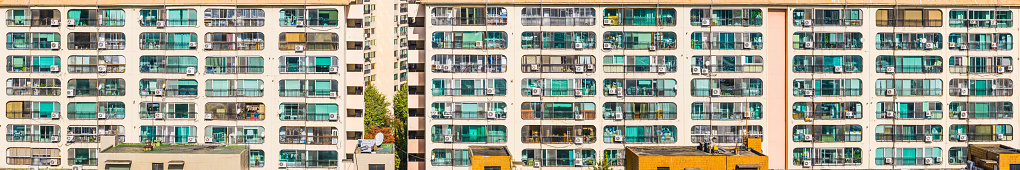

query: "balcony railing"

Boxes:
[208, 112, 265, 120]
[205, 89, 264, 97]
[521, 110, 595, 120]
[793, 64, 862, 73]
[280, 160, 339, 168]
[877, 42, 942, 50]
[793, 41, 863, 49]
[68, 41, 127, 50]
[523, 87, 595, 96]
[431, 88, 505, 96]
[280, 135, 338, 145]
[792, 88, 863, 96]
[431, 111, 506, 119]
[949, 65, 1013, 73]
[949, 111, 1013, 119]
[431, 17, 507, 26]
[206, 41, 265, 50]
[6, 133, 59, 142]
[692, 88, 763, 97]
[522, 17, 595, 26]
[948, 88, 1012, 96]
[140, 112, 197, 119]
[795, 157, 863, 166]
[875, 133, 942, 142]
[280, 112, 333, 121]
[875, 157, 942, 165]
[691, 112, 752, 120]
[876, 110, 942, 119]
[877, 88, 943, 96]
[68, 157, 98, 166]
[521, 135, 596, 143]
[875, 65, 942, 73]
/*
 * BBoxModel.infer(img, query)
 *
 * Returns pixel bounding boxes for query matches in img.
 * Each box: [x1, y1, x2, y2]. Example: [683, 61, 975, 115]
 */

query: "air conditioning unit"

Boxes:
[205, 136, 214, 143]
[51, 112, 60, 119]
[67, 136, 75, 142]
[573, 112, 584, 120]
[925, 135, 933, 142]
[803, 42, 814, 49]
[51, 135, 59, 142]
[648, 45, 656, 51]
[182, 66, 196, 75]
[67, 19, 76, 26]
[574, 89, 583, 96]
[156, 21, 166, 27]
[692, 67, 702, 74]
[442, 65, 452, 71]
[925, 43, 934, 49]
[615, 112, 624, 120]
[574, 42, 584, 49]
[188, 42, 197, 48]
[803, 134, 813, 141]
[614, 135, 624, 142]
[329, 91, 338, 97]
[296, 20, 305, 26]
[50, 65, 59, 72]
[607, 87, 617, 94]
[474, 41, 484, 48]
[154, 112, 165, 119]
[603, 42, 612, 49]
[960, 111, 969, 119]
[701, 18, 711, 26]
[154, 89, 164, 96]
[885, 89, 896, 96]
[531, 88, 542, 96]
[743, 112, 753, 118]
[992, 42, 999, 49]
[802, 160, 812, 167]
[49, 159, 58, 165]
[530, 64, 540, 71]
[50, 42, 60, 50]
[97, 42, 107, 49]
[925, 158, 933, 165]
[998, 66, 1006, 73]
[615, 87, 624, 96]
[949, 42, 957, 47]
[205, 113, 213, 120]
[97, 65, 107, 73]
[98, 112, 107, 119]
[486, 88, 496, 95]
[937, 157, 943, 163]
[586, 64, 594, 70]
[803, 89, 814, 96]
[443, 135, 454, 142]
[279, 162, 287, 168]
[575, 65, 586, 73]
[845, 111, 854, 117]
[960, 44, 969, 50]
[885, 158, 893, 164]
[443, 111, 453, 118]
[72, 165, 83, 170]
[925, 111, 933, 117]
[803, 20, 813, 26]
[574, 137, 584, 144]
[960, 88, 969, 96]
[295, 45, 305, 51]
[430, 111, 439, 117]
[742, 42, 752, 49]
[834, 65, 843, 72]
[998, 134, 1005, 140]
[711, 88, 721, 96]
[67, 89, 75, 97]
[885, 66, 895, 73]
[960, 134, 968, 141]
[603, 18, 613, 25]
[202, 43, 213, 50]
[327, 66, 339, 73]
[970, 19, 978, 25]
[657, 67, 667, 73]
[885, 111, 895, 118]
[329, 113, 339, 120]
[50, 19, 59, 26]
[574, 158, 583, 166]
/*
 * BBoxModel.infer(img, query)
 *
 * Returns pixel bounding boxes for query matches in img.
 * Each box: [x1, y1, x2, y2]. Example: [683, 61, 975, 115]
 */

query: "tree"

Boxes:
[392, 85, 409, 170]
[590, 156, 614, 170]
[364, 126, 395, 143]
[364, 83, 391, 129]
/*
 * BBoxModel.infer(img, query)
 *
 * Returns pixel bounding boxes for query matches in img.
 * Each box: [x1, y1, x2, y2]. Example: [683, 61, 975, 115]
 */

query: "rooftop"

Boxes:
[470, 146, 510, 157]
[0, 0, 349, 6]
[973, 144, 1020, 155]
[626, 146, 765, 157]
[420, 0, 1020, 6]
[102, 144, 247, 154]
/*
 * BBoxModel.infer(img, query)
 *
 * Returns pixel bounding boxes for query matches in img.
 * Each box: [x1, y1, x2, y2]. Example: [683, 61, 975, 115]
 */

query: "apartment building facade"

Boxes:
[418, 0, 1020, 169]
[0, 0, 367, 169]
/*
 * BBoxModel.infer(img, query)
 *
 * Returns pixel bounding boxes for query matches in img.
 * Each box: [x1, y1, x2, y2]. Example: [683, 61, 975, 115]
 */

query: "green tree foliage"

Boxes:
[364, 83, 391, 129]
[393, 85, 409, 170]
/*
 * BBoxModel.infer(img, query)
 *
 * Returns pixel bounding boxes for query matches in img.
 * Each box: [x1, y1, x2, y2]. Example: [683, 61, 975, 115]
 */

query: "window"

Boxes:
[139, 125, 197, 143]
[792, 148, 863, 166]
[604, 8, 676, 26]
[279, 32, 339, 51]
[875, 79, 943, 96]
[5, 101, 59, 119]
[690, 8, 762, 26]
[205, 9, 265, 27]
[520, 102, 594, 120]
[431, 79, 507, 96]
[602, 55, 673, 73]
[7, 55, 59, 73]
[876, 56, 943, 73]
[950, 124, 1013, 141]
[371, 164, 386, 170]
[68, 148, 98, 166]
[432, 125, 507, 143]
[431, 31, 507, 49]
[68, 55, 126, 73]
[205, 56, 264, 74]
[792, 32, 863, 49]
[431, 102, 507, 119]
[280, 9, 339, 26]
[604, 32, 677, 50]
[6, 78, 61, 96]
[67, 32, 126, 50]
[521, 8, 595, 26]
[876, 9, 942, 27]
[949, 10, 1012, 27]
[140, 32, 198, 50]
[520, 149, 596, 166]
[6, 9, 59, 26]
[792, 125, 863, 142]
[690, 78, 763, 97]
[876, 33, 943, 50]
[948, 147, 968, 164]
[875, 125, 943, 142]
[792, 9, 862, 26]
[690, 32, 762, 50]
[204, 103, 265, 121]
[280, 103, 338, 121]
[67, 125, 124, 143]
[522, 125, 596, 143]
[792, 55, 863, 73]
[949, 56, 1012, 73]
[67, 9, 125, 26]
[67, 102, 126, 119]
[432, 54, 507, 73]
[876, 102, 943, 119]
[950, 102, 1013, 119]
[522, 78, 596, 96]
[431, 7, 507, 25]
[603, 125, 677, 143]
[205, 79, 264, 97]
[691, 125, 763, 143]
[249, 150, 265, 167]
[140, 56, 198, 73]
[604, 149, 625, 166]
[949, 79, 1012, 96]
[948, 33, 1013, 50]
[792, 79, 863, 96]
[6, 148, 59, 165]
[7, 32, 60, 50]
[205, 32, 265, 50]
[793, 102, 863, 120]
[6, 124, 60, 142]
[140, 102, 196, 119]
[431, 149, 470, 166]
[204, 126, 264, 144]
[140, 9, 197, 26]
[691, 56, 763, 73]
[690, 102, 759, 120]
[522, 32, 596, 49]
[279, 127, 338, 145]
[67, 78, 125, 96]
[603, 79, 676, 97]
[278, 80, 338, 97]
[280, 56, 339, 73]
[874, 147, 942, 165]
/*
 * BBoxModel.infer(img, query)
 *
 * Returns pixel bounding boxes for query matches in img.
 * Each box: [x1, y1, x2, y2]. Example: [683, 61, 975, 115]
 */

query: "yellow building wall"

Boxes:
[471, 156, 511, 170]
[628, 155, 768, 170]
[997, 154, 1020, 170]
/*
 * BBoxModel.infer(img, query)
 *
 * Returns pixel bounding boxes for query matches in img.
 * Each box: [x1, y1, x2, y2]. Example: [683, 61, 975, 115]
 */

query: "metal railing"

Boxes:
[521, 110, 595, 120]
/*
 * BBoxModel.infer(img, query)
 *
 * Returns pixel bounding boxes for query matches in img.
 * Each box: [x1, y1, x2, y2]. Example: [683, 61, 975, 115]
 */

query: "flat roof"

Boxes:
[973, 144, 1020, 155]
[627, 146, 765, 157]
[0, 0, 349, 6]
[420, 0, 1019, 6]
[102, 144, 247, 154]
[469, 146, 511, 157]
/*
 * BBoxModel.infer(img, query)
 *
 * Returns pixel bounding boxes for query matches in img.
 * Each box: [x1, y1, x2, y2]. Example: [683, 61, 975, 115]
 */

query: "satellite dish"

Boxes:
[373, 133, 384, 146]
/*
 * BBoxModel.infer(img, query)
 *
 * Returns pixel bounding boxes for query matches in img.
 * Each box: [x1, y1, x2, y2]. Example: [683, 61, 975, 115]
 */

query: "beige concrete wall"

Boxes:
[99, 152, 248, 170]
[355, 153, 396, 170]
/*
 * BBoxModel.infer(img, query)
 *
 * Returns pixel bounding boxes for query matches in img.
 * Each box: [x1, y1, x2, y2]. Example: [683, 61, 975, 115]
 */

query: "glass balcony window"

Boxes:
[431, 78, 506, 96]
[604, 32, 676, 50]
[875, 102, 943, 119]
[139, 79, 198, 97]
[6, 124, 60, 142]
[204, 9, 265, 27]
[432, 54, 506, 73]
[792, 79, 862, 96]
[67, 9, 125, 26]
[522, 32, 595, 49]
[140, 102, 196, 119]
[876, 33, 942, 50]
[875, 79, 943, 96]
[279, 32, 339, 51]
[792, 148, 863, 166]
[948, 147, 968, 164]
[7, 148, 59, 166]
[691, 102, 759, 120]
[949, 56, 1012, 73]
[793, 102, 863, 120]
[792, 55, 863, 73]
[522, 78, 596, 96]
[691, 78, 762, 97]
[68, 55, 126, 73]
[7, 9, 59, 26]
[431, 149, 469, 166]
[7, 32, 60, 50]
[280, 9, 339, 26]
[139, 126, 196, 143]
[521, 102, 594, 120]
[250, 150, 264, 167]
[690, 8, 762, 26]
[691, 125, 763, 143]
[603, 125, 677, 143]
[205, 56, 264, 74]
[792, 32, 863, 49]
[67, 102, 125, 119]
[205, 32, 265, 51]
[432, 125, 507, 143]
[279, 103, 338, 121]
[5, 101, 59, 119]
[603, 102, 677, 120]
[603, 149, 625, 166]
[205, 103, 265, 121]
[948, 79, 1012, 96]
[67, 32, 125, 50]
[7, 55, 59, 73]
[204, 126, 264, 144]
[949, 102, 1013, 119]
[139, 56, 197, 73]
[67, 78, 125, 96]
[876, 9, 942, 27]
[603, 55, 674, 73]
[691, 55, 762, 73]
[431, 7, 506, 26]
[876, 56, 942, 73]
[948, 33, 1013, 50]
[278, 80, 338, 97]
[206, 79, 264, 97]
[67, 148, 97, 166]
[280, 56, 339, 73]
[140, 32, 197, 50]
[949, 124, 1012, 141]
[140, 9, 197, 27]
[792, 125, 863, 142]
[6, 78, 61, 96]
[280, 127, 339, 145]
[279, 150, 338, 168]
[604, 8, 675, 26]
[691, 32, 762, 50]
[949, 10, 1012, 27]
[522, 8, 595, 26]
[875, 147, 942, 165]
[431, 31, 507, 49]
[431, 102, 506, 119]
[520, 149, 596, 167]
[520, 55, 591, 73]
[66, 125, 125, 143]
[792, 9, 862, 26]
[604, 79, 676, 97]
[875, 125, 943, 142]
[521, 125, 595, 144]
